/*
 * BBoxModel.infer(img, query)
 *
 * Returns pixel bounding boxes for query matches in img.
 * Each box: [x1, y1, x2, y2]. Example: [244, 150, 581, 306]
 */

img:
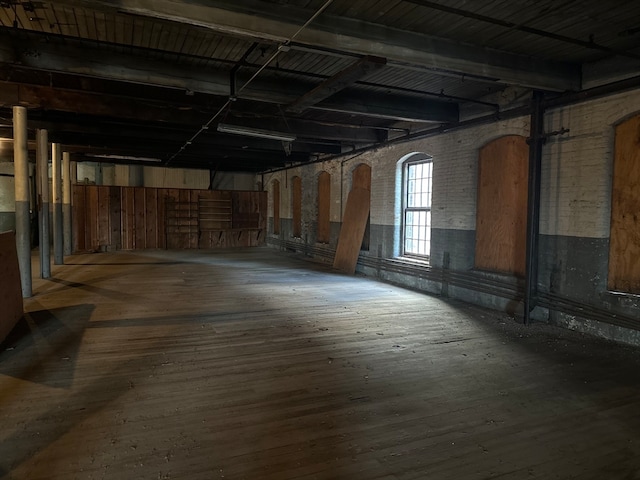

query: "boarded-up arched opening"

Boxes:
[352, 164, 371, 251]
[292, 176, 302, 238]
[609, 114, 640, 293]
[317, 171, 331, 243]
[475, 135, 528, 276]
[272, 179, 280, 235]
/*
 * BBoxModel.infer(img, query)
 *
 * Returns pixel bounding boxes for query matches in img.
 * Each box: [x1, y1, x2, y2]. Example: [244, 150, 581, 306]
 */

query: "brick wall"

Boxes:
[261, 89, 640, 344]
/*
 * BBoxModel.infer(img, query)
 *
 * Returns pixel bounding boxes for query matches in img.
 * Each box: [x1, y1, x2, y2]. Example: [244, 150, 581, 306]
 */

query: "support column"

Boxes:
[36, 129, 51, 278]
[13, 106, 31, 297]
[63, 152, 72, 256]
[524, 91, 545, 325]
[52, 142, 63, 265]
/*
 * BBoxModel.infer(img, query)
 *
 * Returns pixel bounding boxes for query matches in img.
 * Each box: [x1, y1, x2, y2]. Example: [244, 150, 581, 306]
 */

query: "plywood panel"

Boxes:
[475, 135, 528, 276]
[317, 171, 331, 243]
[608, 115, 640, 293]
[0, 231, 23, 344]
[352, 163, 371, 191]
[352, 164, 371, 251]
[333, 187, 371, 274]
[292, 176, 302, 238]
[273, 180, 280, 235]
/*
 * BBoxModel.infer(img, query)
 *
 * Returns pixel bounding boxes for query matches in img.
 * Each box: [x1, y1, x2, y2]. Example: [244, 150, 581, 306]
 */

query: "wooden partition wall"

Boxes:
[73, 185, 266, 252]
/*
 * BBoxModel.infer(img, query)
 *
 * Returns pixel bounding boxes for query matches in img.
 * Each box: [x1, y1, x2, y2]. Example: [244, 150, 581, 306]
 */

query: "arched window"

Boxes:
[272, 179, 280, 235]
[402, 156, 433, 258]
[317, 171, 331, 243]
[292, 176, 302, 238]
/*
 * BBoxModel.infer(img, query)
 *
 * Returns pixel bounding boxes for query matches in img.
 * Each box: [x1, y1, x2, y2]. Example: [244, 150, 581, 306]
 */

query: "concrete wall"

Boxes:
[262, 89, 640, 345]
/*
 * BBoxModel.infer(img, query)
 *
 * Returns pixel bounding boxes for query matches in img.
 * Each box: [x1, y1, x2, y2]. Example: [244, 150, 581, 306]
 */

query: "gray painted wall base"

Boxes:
[267, 218, 640, 346]
[0, 212, 15, 233]
[550, 311, 640, 347]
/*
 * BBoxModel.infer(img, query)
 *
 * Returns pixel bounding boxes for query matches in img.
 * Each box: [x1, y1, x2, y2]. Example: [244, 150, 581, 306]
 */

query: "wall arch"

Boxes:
[292, 176, 302, 238]
[272, 179, 280, 235]
[317, 171, 331, 243]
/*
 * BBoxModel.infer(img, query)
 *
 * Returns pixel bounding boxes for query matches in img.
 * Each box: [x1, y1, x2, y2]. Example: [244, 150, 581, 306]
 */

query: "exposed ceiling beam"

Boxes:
[312, 89, 458, 123]
[0, 30, 455, 123]
[21, 119, 343, 154]
[53, 0, 581, 91]
[0, 82, 215, 125]
[287, 55, 386, 113]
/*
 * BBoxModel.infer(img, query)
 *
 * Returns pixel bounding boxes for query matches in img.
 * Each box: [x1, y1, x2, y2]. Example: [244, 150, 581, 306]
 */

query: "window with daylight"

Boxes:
[403, 159, 433, 258]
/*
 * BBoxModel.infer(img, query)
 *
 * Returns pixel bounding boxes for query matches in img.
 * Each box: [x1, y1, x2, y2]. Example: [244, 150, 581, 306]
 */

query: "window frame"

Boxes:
[401, 158, 433, 260]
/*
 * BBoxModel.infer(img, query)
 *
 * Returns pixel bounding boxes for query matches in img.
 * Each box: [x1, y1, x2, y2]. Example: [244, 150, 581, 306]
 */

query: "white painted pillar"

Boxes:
[52, 142, 63, 265]
[13, 106, 31, 297]
[36, 129, 51, 278]
[63, 152, 72, 256]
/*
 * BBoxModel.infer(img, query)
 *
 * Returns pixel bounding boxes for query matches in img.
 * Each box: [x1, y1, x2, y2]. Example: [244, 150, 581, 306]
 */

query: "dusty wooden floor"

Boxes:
[1, 248, 640, 480]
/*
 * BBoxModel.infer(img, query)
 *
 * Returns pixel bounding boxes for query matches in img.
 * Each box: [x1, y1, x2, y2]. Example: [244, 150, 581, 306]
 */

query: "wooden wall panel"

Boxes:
[475, 135, 528, 276]
[156, 188, 166, 249]
[190, 190, 200, 249]
[0, 231, 24, 344]
[73, 185, 87, 252]
[352, 164, 371, 251]
[109, 187, 122, 250]
[145, 188, 158, 248]
[72, 186, 267, 252]
[317, 171, 331, 243]
[121, 187, 136, 250]
[292, 176, 302, 238]
[87, 185, 99, 251]
[352, 164, 372, 191]
[97, 186, 111, 248]
[134, 187, 146, 249]
[333, 187, 371, 274]
[609, 115, 640, 293]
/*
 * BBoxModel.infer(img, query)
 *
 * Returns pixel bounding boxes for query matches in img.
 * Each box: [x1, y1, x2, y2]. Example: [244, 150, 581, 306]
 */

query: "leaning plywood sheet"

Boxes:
[333, 187, 370, 274]
[0, 231, 23, 343]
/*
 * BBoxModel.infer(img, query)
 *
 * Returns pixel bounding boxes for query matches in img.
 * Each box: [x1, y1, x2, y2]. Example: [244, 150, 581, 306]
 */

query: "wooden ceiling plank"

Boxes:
[50, 0, 580, 90]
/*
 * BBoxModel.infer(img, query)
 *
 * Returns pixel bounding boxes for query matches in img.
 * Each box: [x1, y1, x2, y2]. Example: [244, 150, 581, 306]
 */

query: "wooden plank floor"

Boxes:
[2, 248, 640, 479]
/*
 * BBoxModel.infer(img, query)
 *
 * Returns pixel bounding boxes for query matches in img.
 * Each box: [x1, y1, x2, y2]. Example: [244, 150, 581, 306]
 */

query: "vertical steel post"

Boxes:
[524, 91, 545, 325]
[13, 106, 32, 297]
[63, 152, 72, 256]
[52, 142, 63, 265]
[36, 129, 51, 278]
